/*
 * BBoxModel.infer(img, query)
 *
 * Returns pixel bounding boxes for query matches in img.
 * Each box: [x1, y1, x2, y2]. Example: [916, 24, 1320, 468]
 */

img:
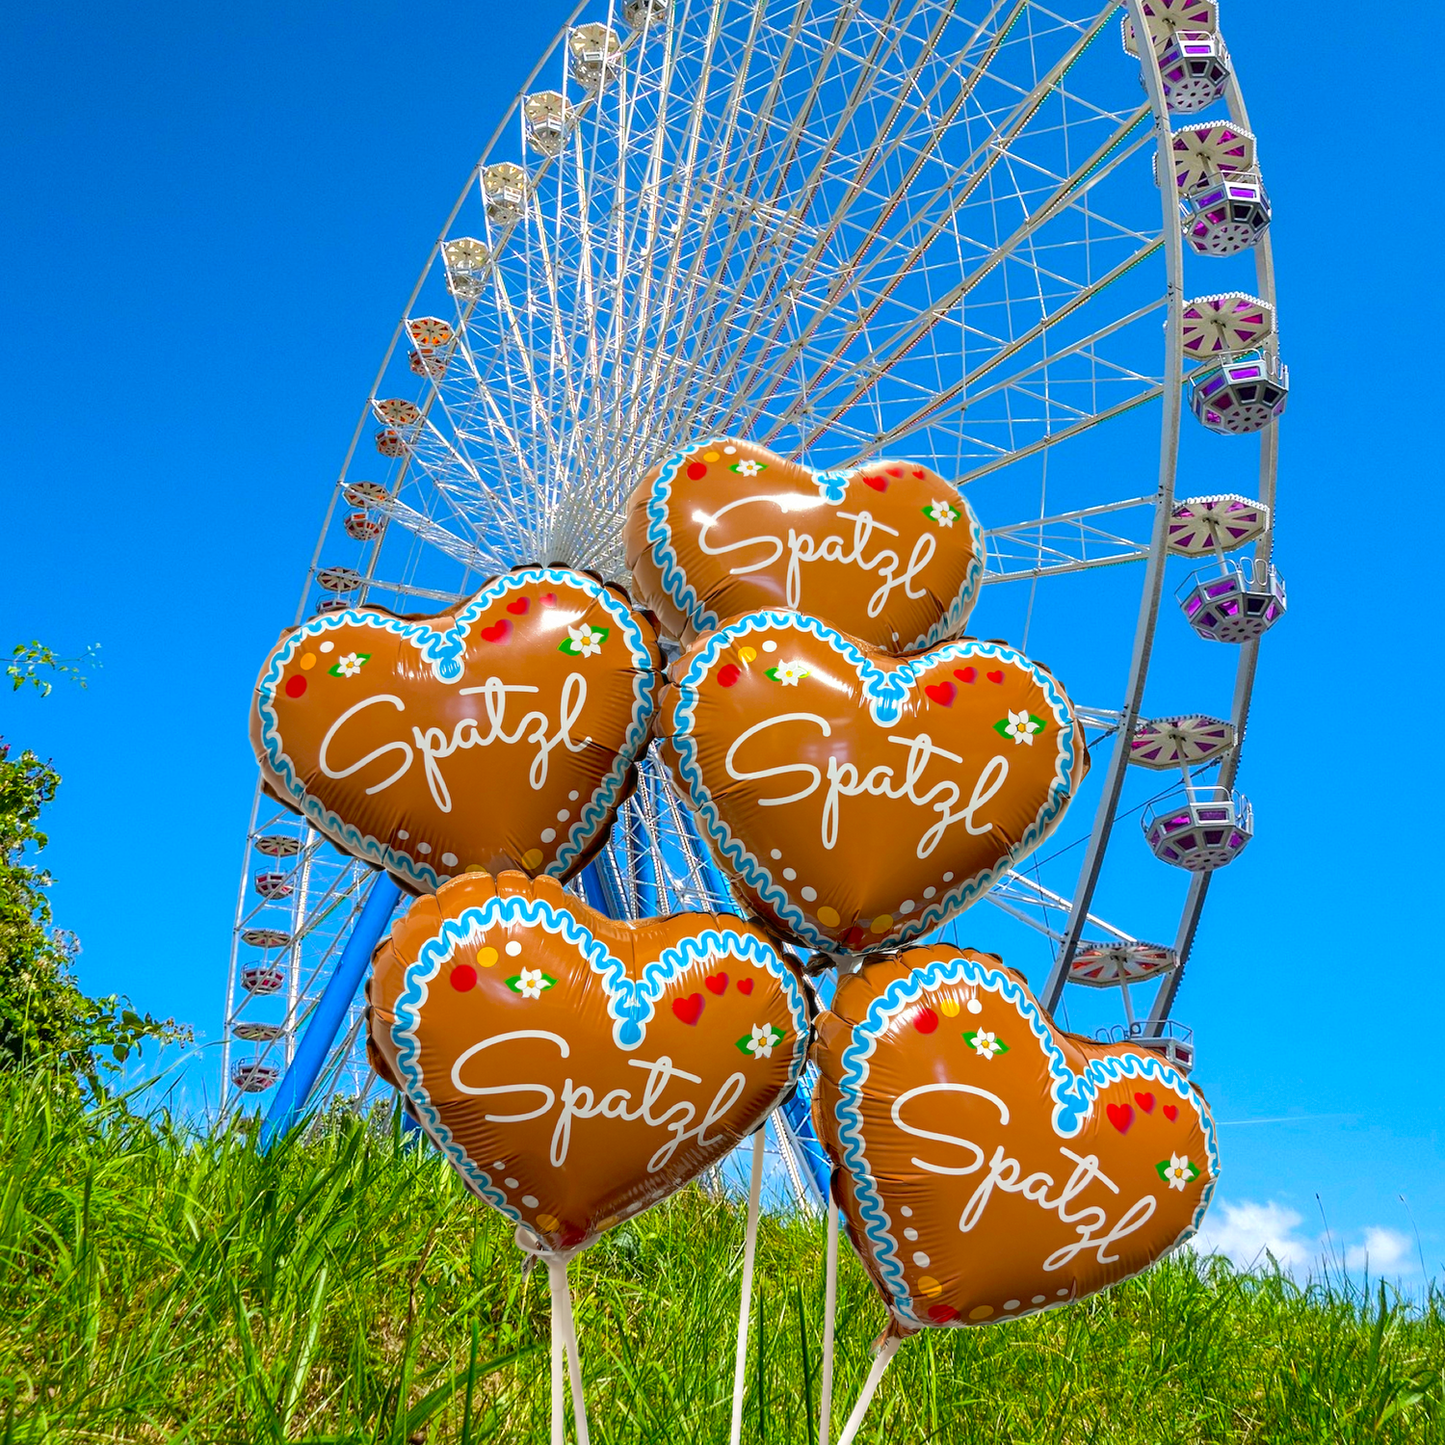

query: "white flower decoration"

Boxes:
[773, 660, 809, 686]
[733, 458, 763, 477]
[1166, 1153, 1194, 1192]
[336, 653, 364, 678]
[1003, 709, 1041, 746]
[928, 501, 956, 527]
[568, 623, 603, 658]
[970, 1029, 1001, 1060]
[517, 967, 548, 1000]
[749, 1024, 775, 1059]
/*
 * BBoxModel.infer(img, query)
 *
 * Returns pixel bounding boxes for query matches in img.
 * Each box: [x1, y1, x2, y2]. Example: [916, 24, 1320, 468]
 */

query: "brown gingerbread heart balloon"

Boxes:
[367, 871, 812, 1250]
[624, 437, 984, 653]
[251, 567, 662, 892]
[812, 946, 1218, 1330]
[658, 611, 1087, 953]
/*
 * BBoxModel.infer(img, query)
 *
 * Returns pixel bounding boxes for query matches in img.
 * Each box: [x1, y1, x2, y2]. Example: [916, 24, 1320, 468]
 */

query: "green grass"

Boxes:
[1, 1073, 1441, 1444]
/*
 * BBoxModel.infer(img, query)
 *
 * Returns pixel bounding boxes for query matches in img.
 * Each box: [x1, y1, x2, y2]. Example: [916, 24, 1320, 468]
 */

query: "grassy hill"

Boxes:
[1, 1074, 1440, 1444]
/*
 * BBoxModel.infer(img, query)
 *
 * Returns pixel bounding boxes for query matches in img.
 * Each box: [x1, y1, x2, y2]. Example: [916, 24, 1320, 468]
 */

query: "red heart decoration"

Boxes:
[812, 946, 1217, 1334]
[717, 663, 741, 688]
[1163, 1104, 1179, 1122]
[251, 567, 661, 893]
[1134, 1091, 1156, 1113]
[955, 667, 977, 684]
[925, 681, 956, 707]
[626, 437, 983, 654]
[705, 972, 729, 995]
[672, 993, 705, 1025]
[661, 614, 1087, 953]
[541, 592, 558, 607]
[737, 978, 754, 996]
[987, 670, 1004, 684]
[506, 598, 530, 615]
[369, 872, 809, 1250]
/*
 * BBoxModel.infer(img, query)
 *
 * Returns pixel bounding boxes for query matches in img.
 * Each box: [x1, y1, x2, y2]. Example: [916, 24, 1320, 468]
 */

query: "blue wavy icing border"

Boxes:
[665, 610, 1082, 952]
[254, 567, 657, 889]
[642, 439, 985, 648]
[832, 953, 1221, 1328]
[389, 893, 812, 1215]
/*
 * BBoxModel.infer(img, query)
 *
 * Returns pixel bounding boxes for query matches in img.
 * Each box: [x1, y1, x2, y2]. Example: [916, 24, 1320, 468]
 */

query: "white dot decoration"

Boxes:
[557, 809, 570, 822]
[923, 886, 935, 899]
[762, 639, 777, 652]
[397, 829, 409, 840]
[724, 445, 736, 453]
[943, 872, 955, 882]
[1004, 1299, 1020, 1311]
[494, 1160, 506, 1170]
[899, 899, 915, 914]
[967, 999, 983, 1014]
[541, 828, 556, 843]
[1056, 1289, 1069, 1297]
[801, 886, 817, 902]
[770, 849, 783, 860]
[783, 868, 796, 881]
[505, 941, 522, 957]
[441, 852, 458, 867]
[417, 842, 433, 855]
[504, 1177, 519, 1189]
[912, 1251, 930, 1268]
[904, 1227, 918, 1241]
[568, 790, 580, 801]
[522, 1195, 539, 1208]
[1032, 1294, 1046, 1304]
[900, 1206, 913, 1218]
[319, 640, 335, 653]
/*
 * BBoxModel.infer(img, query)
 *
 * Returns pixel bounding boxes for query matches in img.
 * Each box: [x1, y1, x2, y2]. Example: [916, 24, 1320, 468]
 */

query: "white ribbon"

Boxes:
[515, 1227, 591, 1445]
[728, 1127, 768, 1445]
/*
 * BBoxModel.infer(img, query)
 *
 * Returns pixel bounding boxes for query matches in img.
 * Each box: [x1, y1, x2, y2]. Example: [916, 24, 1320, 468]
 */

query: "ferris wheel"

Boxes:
[221, 0, 1283, 1207]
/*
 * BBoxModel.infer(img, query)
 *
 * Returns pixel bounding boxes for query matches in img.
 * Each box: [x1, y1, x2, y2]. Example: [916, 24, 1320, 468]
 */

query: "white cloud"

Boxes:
[1345, 1227, 1413, 1273]
[1189, 1199, 1419, 1278]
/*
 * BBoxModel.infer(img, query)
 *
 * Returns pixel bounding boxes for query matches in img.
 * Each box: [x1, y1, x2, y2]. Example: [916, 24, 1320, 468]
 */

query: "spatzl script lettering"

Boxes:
[316, 674, 589, 812]
[890, 1082, 1158, 1271]
[695, 496, 936, 618]
[723, 712, 1008, 857]
[449, 1029, 747, 1174]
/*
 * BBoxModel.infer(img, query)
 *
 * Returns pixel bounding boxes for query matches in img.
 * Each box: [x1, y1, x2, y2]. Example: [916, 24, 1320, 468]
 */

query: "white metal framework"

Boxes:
[222, 0, 1281, 1205]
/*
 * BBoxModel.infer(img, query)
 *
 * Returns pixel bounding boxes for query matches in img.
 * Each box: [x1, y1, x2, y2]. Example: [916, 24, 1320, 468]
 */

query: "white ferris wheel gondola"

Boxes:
[221, 0, 1284, 1205]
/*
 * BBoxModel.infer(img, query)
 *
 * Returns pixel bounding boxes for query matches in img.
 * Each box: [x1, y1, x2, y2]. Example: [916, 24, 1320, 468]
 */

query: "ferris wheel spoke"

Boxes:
[773, 102, 1154, 452]
[982, 494, 1157, 581]
[713, 10, 1128, 438]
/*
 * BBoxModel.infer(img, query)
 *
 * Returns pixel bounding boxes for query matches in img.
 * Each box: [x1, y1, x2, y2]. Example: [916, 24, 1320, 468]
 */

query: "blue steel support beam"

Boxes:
[260, 873, 404, 1147]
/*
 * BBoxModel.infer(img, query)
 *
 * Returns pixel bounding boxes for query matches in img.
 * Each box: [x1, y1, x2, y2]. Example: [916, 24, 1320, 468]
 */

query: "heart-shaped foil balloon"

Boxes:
[624, 437, 984, 653]
[367, 871, 812, 1249]
[812, 947, 1217, 1330]
[658, 612, 1087, 953]
[251, 567, 661, 891]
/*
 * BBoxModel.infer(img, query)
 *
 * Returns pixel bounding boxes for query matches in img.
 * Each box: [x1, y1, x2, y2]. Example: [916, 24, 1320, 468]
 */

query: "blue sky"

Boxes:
[3, 2, 1441, 1280]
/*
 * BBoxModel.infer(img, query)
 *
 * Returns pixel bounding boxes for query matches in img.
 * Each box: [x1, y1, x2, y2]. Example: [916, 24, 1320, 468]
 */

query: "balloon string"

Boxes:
[546, 1255, 591, 1445]
[818, 1195, 840, 1445]
[729, 1127, 767, 1445]
[834, 1335, 902, 1445]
